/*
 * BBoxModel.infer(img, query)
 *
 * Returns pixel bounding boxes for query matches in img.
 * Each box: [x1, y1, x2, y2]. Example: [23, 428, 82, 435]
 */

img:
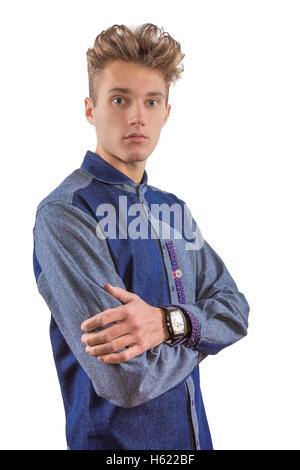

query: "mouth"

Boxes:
[124, 136, 148, 142]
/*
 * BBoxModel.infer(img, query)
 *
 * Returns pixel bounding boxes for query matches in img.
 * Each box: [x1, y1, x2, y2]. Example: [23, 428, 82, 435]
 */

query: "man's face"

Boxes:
[85, 60, 171, 166]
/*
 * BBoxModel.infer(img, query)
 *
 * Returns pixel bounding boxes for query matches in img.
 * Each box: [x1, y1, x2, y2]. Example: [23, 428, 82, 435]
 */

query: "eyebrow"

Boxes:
[108, 87, 165, 98]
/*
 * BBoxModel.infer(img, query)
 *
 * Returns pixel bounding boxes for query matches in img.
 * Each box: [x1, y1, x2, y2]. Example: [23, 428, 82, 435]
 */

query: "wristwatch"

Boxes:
[161, 306, 188, 345]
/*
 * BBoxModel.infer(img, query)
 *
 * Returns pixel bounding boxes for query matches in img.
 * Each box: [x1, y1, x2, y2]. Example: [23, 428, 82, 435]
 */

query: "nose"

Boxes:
[128, 102, 145, 126]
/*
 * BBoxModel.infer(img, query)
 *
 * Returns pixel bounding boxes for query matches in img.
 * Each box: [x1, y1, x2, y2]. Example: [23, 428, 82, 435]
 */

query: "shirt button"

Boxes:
[171, 286, 175, 292]
[175, 269, 182, 278]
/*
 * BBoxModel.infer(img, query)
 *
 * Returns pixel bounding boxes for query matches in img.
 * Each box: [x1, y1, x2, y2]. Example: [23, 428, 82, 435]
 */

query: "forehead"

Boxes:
[100, 60, 166, 95]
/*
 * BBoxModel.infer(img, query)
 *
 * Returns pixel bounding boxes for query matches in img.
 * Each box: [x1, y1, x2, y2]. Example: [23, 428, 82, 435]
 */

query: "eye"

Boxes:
[148, 99, 159, 107]
[112, 97, 125, 105]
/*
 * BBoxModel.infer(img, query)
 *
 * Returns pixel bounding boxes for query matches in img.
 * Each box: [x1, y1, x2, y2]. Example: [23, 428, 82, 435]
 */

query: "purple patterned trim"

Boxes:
[178, 306, 201, 350]
[165, 241, 201, 350]
[165, 241, 186, 304]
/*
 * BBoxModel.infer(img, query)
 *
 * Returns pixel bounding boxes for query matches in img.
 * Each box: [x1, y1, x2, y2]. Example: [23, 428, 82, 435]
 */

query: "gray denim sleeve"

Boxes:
[33, 201, 201, 408]
[176, 234, 250, 356]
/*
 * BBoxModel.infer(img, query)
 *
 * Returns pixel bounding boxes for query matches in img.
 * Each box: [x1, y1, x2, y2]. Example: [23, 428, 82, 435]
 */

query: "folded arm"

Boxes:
[175, 237, 250, 355]
[33, 201, 201, 408]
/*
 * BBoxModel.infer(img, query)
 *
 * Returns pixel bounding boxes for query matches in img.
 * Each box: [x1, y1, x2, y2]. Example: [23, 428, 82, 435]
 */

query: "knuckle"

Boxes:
[130, 316, 139, 329]
[138, 339, 147, 350]
[122, 304, 130, 315]
[102, 333, 110, 343]
[135, 330, 143, 341]
[117, 351, 126, 363]
[107, 343, 116, 353]
[85, 335, 93, 346]
[87, 346, 96, 355]
[124, 349, 132, 361]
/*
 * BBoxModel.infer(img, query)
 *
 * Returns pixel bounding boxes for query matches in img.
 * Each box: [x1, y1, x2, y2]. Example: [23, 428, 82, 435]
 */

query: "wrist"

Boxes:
[155, 307, 170, 342]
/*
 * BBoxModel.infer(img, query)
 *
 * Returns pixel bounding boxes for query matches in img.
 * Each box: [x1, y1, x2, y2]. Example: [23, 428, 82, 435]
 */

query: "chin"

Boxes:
[123, 153, 150, 163]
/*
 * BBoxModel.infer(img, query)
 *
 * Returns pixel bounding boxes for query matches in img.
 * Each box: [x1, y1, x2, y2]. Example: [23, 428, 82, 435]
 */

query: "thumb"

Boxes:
[104, 283, 136, 304]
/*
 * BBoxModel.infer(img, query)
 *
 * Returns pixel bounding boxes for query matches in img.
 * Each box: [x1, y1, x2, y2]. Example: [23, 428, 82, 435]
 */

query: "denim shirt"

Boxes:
[32, 150, 250, 450]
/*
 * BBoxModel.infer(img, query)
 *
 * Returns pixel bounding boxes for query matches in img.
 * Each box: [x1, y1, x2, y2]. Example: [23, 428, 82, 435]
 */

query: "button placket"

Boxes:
[140, 196, 178, 303]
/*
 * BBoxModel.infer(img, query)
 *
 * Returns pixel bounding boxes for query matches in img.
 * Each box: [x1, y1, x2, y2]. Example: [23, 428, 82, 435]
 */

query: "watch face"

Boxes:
[170, 310, 185, 335]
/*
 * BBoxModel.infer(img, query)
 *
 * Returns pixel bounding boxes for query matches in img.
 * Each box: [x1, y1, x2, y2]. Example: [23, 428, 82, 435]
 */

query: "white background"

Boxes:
[0, 0, 299, 450]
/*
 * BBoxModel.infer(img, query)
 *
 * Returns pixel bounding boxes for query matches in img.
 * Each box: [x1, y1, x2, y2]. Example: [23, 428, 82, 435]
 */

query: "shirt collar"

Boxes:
[80, 150, 148, 187]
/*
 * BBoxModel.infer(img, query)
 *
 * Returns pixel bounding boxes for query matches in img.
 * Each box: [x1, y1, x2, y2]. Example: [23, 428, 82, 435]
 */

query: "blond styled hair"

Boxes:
[86, 23, 185, 107]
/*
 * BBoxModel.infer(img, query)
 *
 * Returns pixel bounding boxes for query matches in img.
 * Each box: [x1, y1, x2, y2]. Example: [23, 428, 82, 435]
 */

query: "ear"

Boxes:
[163, 103, 171, 126]
[84, 97, 95, 125]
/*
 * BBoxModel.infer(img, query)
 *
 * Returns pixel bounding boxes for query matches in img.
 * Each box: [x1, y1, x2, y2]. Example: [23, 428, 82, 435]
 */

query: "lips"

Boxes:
[124, 132, 148, 139]
[125, 135, 147, 138]
[124, 135, 148, 142]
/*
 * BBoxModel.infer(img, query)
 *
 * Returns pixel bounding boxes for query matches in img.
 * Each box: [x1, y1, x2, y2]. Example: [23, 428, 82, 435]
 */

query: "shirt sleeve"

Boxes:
[161, 197, 250, 355]
[173, 236, 250, 356]
[33, 201, 202, 408]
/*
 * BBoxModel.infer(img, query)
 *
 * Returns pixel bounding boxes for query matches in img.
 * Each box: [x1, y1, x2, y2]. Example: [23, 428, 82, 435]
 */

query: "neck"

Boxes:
[95, 147, 146, 184]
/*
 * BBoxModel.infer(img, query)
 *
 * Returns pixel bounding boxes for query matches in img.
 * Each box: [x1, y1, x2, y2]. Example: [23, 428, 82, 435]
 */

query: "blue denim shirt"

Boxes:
[32, 150, 250, 450]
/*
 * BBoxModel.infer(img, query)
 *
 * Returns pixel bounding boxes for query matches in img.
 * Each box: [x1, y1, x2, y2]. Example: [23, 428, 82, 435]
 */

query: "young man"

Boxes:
[33, 23, 250, 450]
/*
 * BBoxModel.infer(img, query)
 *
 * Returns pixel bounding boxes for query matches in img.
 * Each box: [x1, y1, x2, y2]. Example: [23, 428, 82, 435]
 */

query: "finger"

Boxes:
[104, 283, 136, 305]
[81, 304, 126, 332]
[98, 344, 142, 364]
[81, 322, 129, 346]
[85, 334, 136, 356]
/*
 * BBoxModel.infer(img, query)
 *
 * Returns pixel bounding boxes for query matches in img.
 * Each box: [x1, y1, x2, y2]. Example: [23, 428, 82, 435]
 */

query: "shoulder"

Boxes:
[35, 168, 93, 215]
[33, 168, 99, 234]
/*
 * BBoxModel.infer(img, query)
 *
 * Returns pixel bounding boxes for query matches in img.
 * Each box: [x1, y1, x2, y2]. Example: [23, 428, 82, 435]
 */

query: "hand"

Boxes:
[80, 283, 169, 364]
